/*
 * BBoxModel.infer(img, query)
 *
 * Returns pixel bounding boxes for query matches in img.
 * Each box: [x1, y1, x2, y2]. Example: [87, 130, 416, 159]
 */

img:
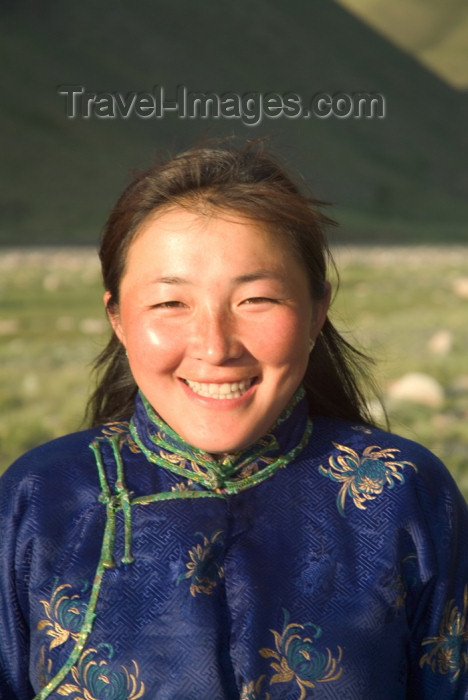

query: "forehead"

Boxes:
[127, 205, 297, 265]
[115, 207, 315, 301]
[136, 204, 280, 238]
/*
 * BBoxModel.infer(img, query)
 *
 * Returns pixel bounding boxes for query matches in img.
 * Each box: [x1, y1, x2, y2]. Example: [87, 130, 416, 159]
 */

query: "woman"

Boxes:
[1, 142, 467, 699]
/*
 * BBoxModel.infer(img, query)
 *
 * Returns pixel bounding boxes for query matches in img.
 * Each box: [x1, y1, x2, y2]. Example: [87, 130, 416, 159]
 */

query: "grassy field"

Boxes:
[1, 246, 467, 501]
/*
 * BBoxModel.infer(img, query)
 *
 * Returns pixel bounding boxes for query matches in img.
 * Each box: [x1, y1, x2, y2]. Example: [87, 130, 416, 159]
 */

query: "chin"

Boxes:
[183, 431, 257, 455]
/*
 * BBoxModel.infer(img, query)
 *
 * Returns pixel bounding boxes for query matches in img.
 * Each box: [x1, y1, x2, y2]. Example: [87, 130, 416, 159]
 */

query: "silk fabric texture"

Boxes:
[1, 390, 467, 698]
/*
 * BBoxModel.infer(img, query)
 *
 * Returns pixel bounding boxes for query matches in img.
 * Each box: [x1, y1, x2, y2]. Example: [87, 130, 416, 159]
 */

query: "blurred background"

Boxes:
[1, 0, 467, 496]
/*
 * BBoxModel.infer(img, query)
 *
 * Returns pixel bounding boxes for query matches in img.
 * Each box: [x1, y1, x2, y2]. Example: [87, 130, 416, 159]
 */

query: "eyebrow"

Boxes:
[233, 269, 285, 284]
[150, 269, 285, 286]
[150, 276, 190, 285]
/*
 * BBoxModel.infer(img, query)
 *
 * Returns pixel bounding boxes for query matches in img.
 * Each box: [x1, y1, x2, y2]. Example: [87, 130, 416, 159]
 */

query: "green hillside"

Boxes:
[1, 0, 467, 245]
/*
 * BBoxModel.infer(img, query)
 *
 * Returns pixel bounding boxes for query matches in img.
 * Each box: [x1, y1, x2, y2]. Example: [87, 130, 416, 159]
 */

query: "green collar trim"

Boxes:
[128, 387, 311, 494]
[129, 416, 312, 495]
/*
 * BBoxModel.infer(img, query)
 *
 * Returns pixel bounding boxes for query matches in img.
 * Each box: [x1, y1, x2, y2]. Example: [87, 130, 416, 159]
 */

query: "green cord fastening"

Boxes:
[92, 435, 135, 567]
[129, 417, 313, 496]
[33, 437, 135, 698]
[33, 410, 312, 697]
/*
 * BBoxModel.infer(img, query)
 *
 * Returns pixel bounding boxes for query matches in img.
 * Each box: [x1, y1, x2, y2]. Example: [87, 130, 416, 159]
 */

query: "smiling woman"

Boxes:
[91, 142, 375, 433]
[105, 208, 326, 454]
[1, 141, 467, 699]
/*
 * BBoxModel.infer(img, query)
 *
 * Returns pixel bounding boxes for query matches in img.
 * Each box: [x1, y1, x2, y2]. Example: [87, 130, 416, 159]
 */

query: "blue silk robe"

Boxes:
[1, 390, 467, 699]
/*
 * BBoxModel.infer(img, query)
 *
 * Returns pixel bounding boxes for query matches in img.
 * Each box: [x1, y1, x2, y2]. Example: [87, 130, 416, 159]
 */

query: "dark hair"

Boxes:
[87, 140, 383, 428]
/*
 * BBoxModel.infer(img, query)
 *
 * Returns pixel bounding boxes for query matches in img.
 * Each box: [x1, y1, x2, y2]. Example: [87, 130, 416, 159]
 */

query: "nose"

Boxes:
[188, 306, 242, 364]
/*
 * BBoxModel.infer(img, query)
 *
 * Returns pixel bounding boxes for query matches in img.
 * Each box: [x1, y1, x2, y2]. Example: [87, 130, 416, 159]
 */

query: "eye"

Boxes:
[241, 297, 280, 305]
[151, 301, 187, 309]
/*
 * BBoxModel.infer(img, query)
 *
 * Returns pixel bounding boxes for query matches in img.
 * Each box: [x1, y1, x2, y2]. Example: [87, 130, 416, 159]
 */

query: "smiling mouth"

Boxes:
[183, 378, 256, 399]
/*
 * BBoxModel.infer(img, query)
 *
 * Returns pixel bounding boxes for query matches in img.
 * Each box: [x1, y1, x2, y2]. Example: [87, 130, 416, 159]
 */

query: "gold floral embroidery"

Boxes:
[319, 443, 417, 516]
[240, 675, 270, 699]
[38, 645, 54, 689]
[102, 423, 140, 453]
[420, 585, 468, 682]
[177, 530, 225, 596]
[158, 447, 200, 472]
[37, 584, 145, 696]
[170, 481, 195, 493]
[55, 646, 145, 698]
[236, 454, 275, 480]
[259, 609, 342, 699]
[38, 583, 88, 649]
[153, 447, 274, 482]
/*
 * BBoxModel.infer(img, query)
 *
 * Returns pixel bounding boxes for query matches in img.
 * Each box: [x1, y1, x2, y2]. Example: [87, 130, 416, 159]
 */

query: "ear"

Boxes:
[104, 291, 126, 347]
[310, 281, 331, 341]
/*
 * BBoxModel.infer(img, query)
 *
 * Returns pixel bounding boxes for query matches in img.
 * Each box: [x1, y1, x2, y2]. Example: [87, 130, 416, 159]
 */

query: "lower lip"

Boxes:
[178, 378, 257, 409]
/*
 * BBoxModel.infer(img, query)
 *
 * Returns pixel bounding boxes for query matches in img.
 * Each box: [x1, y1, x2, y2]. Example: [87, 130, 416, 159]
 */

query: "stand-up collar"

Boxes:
[129, 388, 312, 494]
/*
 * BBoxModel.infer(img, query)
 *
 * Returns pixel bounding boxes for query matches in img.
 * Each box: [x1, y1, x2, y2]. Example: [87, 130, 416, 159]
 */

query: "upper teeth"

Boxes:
[185, 379, 253, 399]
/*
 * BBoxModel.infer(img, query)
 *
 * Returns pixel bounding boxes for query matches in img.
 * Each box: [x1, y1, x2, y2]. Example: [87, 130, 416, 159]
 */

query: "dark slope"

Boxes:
[1, 0, 466, 244]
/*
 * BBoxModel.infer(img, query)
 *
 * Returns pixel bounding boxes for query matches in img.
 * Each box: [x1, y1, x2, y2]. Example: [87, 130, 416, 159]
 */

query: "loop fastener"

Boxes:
[91, 436, 135, 568]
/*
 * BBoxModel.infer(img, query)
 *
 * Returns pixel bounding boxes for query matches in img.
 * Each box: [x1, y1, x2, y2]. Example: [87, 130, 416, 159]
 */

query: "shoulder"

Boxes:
[0, 423, 137, 541]
[311, 416, 445, 468]
[0, 422, 131, 499]
[313, 416, 445, 469]
[309, 416, 467, 516]
[2, 428, 99, 486]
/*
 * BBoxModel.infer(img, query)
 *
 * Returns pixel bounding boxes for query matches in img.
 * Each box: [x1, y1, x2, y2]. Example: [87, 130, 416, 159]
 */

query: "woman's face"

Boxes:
[107, 207, 329, 453]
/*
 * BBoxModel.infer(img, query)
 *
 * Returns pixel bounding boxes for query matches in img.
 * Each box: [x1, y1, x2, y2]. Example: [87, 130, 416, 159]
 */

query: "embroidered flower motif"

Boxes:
[319, 443, 417, 516]
[259, 608, 342, 699]
[171, 481, 195, 493]
[236, 453, 275, 480]
[420, 585, 468, 682]
[158, 448, 197, 471]
[38, 645, 54, 688]
[102, 423, 140, 453]
[177, 530, 225, 596]
[240, 675, 270, 700]
[38, 582, 89, 649]
[56, 646, 145, 698]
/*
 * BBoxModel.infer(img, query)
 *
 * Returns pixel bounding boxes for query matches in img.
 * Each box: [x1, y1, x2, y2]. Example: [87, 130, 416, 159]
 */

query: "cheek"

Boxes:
[251, 313, 310, 366]
[124, 316, 185, 367]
